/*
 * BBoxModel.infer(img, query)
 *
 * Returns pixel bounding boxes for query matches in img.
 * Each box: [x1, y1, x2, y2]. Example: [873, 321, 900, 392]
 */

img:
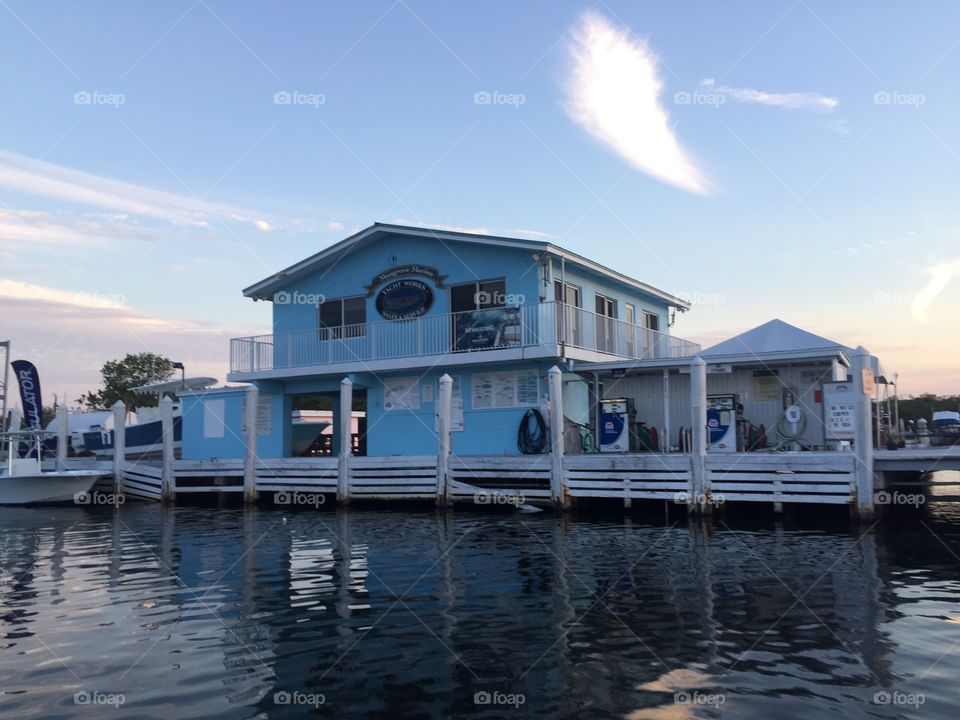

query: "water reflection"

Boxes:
[1, 500, 960, 718]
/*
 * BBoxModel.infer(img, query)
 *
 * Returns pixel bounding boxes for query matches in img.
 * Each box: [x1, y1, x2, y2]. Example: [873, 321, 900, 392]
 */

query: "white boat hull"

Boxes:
[0, 470, 105, 505]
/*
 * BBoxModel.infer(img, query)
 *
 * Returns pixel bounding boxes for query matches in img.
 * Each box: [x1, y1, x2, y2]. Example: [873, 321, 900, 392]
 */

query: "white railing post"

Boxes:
[689, 357, 707, 512]
[853, 347, 876, 519]
[160, 396, 175, 503]
[56, 404, 68, 470]
[437, 374, 453, 507]
[548, 366, 567, 509]
[337, 378, 353, 504]
[243, 384, 259, 503]
[112, 400, 126, 495]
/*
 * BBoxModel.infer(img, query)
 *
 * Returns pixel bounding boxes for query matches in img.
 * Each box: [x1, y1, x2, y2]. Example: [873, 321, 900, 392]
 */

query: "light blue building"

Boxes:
[182, 223, 698, 460]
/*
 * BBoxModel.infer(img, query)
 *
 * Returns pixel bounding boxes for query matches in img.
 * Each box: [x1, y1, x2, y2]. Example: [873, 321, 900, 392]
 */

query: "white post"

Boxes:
[853, 347, 875, 519]
[243, 385, 259, 503]
[112, 400, 126, 495]
[662, 368, 671, 453]
[9, 408, 22, 432]
[689, 357, 707, 512]
[56, 404, 68, 470]
[548, 366, 567, 508]
[337, 378, 352, 504]
[436, 374, 453, 507]
[160, 396, 175, 503]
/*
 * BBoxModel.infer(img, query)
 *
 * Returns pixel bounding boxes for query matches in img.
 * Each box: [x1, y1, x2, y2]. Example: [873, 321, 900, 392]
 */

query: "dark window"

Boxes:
[450, 278, 506, 313]
[319, 296, 366, 338]
[643, 311, 660, 332]
[595, 294, 616, 353]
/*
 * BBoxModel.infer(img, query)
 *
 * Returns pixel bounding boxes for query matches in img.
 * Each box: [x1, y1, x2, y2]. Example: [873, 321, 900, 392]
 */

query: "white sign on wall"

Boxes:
[472, 369, 539, 409]
[822, 381, 856, 440]
[384, 376, 420, 411]
[203, 399, 225, 438]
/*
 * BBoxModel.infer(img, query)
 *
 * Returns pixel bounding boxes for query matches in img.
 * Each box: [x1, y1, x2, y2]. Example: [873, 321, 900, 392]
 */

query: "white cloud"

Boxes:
[703, 79, 838, 112]
[509, 228, 556, 239]
[0, 149, 272, 231]
[327, 221, 345, 231]
[391, 219, 492, 235]
[912, 258, 960, 322]
[565, 11, 711, 195]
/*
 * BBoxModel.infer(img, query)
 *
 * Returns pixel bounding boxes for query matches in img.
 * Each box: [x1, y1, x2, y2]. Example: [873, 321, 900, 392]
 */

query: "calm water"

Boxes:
[3, 477, 960, 718]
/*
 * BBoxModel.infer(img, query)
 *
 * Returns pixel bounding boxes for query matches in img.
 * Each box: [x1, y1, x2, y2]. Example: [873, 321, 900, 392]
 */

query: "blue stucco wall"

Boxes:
[550, 259, 671, 326]
[181, 388, 247, 460]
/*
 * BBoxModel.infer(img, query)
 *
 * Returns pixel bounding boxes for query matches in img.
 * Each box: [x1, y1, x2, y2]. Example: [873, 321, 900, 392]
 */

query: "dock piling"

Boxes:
[112, 400, 125, 496]
[853, 347, 876, 519]
[547, 366, 567, 509]
[243, 385, 259, 503]
[55, 404, 68, 470]
[437, 374, 452, 507]
[689, 357, 707, 513]
[160, 396, 175, 503]
[337, 378, 352, 504]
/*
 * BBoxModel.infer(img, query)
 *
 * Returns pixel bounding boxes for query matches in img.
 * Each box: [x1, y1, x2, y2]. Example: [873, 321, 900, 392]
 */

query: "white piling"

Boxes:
[160, 396, 175, 503]
[56, 404, 68, 470]
[243, 385, 259, 503]
[436, 374, 453, 507]
[548, 366, 567, 509]
[112, 400, 126, 495]
[689, 357, 707, 512]
[662, 368, 671, 453]
[853, 347, 875, 519]
[337, 378, 353, 504]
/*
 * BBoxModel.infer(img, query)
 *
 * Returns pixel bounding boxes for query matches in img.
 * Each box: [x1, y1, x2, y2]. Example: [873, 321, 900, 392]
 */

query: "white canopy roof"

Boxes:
[129, 377, 218, 395]
[702, 319, 849, 364]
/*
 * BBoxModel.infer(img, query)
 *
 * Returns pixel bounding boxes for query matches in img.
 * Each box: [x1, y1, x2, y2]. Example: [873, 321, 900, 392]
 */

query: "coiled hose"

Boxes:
[518, 409, 547, 454]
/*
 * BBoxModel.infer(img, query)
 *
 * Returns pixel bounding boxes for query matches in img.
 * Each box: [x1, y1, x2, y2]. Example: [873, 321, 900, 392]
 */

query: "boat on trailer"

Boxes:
[1, 430, 106, 505]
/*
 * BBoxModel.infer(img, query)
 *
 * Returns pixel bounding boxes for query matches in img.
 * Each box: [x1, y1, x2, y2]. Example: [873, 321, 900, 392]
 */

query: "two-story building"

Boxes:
[181, 223, 699, 460]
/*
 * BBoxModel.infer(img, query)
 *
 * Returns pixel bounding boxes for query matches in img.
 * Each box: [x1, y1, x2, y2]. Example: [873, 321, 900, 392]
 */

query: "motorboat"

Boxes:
[0, 430, 106, 505]
[931, 411, 960, 447]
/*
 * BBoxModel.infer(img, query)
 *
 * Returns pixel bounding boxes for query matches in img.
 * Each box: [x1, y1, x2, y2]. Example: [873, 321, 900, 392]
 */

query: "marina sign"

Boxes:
[376, 279, 434, 320]
[11, 359, 43, 430]
[364, 264, 447, 296]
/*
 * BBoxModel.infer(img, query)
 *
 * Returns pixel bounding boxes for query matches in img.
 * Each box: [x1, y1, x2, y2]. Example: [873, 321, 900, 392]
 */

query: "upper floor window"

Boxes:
[625, 303, 636, 325]
[595, 294, 616, 319]
[642, 311, 660, 332]
[319, 295, 366, 338]
[553, 280, 582, 307]
[450, 278, 506, 313]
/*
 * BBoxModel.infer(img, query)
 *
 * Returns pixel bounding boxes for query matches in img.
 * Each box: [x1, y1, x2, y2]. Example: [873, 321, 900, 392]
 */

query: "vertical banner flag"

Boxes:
[11, 360, 43, 430]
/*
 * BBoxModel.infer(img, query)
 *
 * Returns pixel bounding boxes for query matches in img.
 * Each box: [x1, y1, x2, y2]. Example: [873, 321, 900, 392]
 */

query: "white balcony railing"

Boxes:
[229, 301, 700, 373]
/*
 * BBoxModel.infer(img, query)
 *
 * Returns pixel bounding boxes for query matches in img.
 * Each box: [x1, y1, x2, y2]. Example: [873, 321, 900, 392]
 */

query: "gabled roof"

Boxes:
[242, 222, 691, 310]
[701, 319, 851, 366]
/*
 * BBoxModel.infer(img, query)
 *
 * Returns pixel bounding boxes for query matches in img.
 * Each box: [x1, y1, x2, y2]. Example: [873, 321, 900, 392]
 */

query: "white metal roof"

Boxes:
[701, 319, 851, 366]
[241, 222, 691, 310]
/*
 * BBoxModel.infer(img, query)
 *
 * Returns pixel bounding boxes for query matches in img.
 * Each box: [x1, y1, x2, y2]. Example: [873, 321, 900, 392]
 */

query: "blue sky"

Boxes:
[2, 1, 959, 399]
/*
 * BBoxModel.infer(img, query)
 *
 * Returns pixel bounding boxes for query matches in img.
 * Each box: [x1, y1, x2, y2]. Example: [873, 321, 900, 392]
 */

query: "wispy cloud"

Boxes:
[0, 149, 273, 232]
[912, 258, 960, 322]
[703, 79, 838, 112]
[565, 11, 712, 195]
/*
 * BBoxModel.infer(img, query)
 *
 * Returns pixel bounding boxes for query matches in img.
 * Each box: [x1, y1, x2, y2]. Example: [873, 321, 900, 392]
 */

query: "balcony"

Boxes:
[229, 301, 700, 377]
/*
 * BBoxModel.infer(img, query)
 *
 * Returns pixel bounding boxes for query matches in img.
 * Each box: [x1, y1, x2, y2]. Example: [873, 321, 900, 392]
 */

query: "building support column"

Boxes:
[548, 366, 568, 510]
[436, 374, 453, 508]
[662, 368, 671, 453]
[853, 347, 875, 520]
[337, 378, 353, 505]
[689, 357, 707, 514]
[243, 384, 259, 503]
[112, 400, 126, 496]
[56, 404, 68, 470]
[160, 396, 175, 504]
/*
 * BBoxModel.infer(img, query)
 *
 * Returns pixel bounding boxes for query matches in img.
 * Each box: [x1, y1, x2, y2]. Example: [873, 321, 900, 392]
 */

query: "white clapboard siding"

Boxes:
[706, 452, 856, 504]
[450, 455, 552, 491]
[121, 461, 163, 500]
[565, 453, 692, 499]
[256, 457, 339, 493]
[348, 455, 438, 498]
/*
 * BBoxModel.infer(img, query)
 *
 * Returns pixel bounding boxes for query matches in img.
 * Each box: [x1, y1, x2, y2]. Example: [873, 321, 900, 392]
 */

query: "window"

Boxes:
[643, 311, 660, 332]
[625, 304, 636, 325]
[625, 304, 637, 357]
[554, 281, 582, 346]
[595, 294, 617, 353]
[450, 278, 506, 313]
[319, 296, 366, 338]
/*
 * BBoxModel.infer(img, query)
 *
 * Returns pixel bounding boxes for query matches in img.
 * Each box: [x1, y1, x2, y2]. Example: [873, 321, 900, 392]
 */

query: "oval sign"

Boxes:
[376, 279, 433, 320]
